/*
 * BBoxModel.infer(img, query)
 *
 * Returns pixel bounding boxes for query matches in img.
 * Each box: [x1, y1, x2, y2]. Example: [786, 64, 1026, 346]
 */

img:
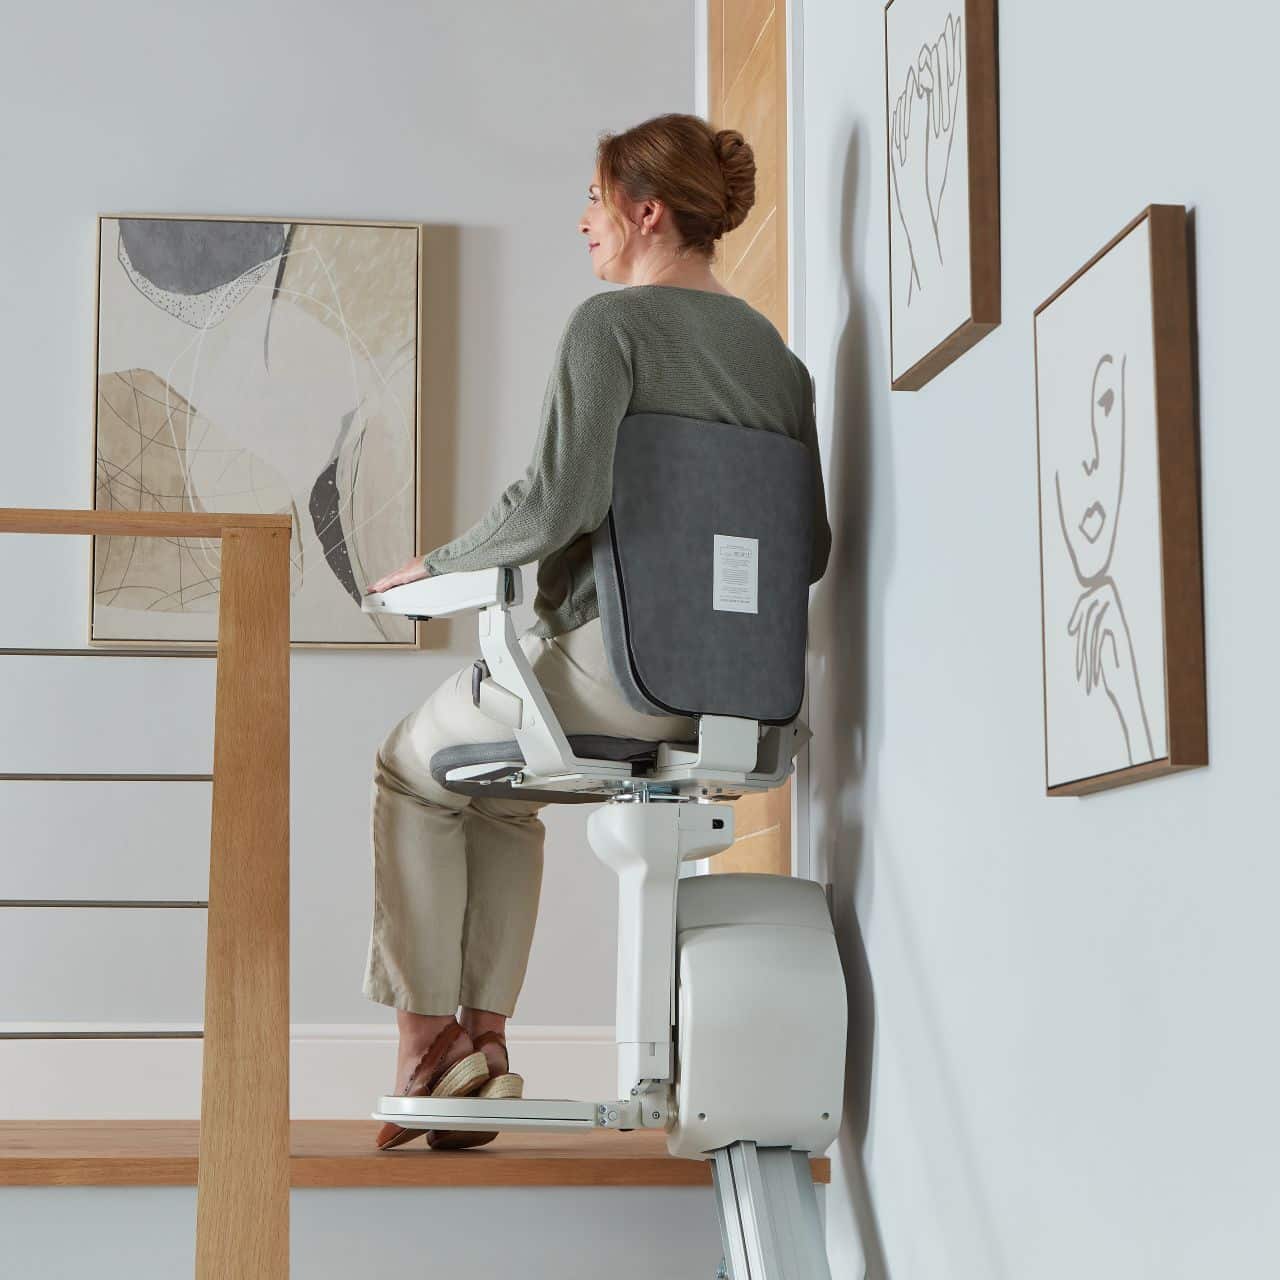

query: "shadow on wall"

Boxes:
[812, 123, 1017, 1280]
[807, 122, 894, 1280]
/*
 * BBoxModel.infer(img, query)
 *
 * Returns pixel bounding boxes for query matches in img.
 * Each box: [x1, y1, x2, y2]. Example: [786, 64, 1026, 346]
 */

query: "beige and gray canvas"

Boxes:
[92, 217, 418, 644]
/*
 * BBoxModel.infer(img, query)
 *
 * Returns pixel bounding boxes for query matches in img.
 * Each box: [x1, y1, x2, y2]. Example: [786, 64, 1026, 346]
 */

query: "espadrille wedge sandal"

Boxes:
[470, 1029, 524, 1098]
[427, 1030, 524, 1151]
[374, 1021, 489, 1151]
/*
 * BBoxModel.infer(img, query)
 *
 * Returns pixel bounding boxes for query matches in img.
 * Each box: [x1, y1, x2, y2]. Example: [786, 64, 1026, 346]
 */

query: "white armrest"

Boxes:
[361, 566, 521, 620]
[360, 562, 627, 789]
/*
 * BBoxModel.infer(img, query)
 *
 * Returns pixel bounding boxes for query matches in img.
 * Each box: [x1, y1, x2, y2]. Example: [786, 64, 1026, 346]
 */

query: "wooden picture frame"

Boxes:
[89, 213, 427, 650]
[884, 0, 1000, 390]
[1033, 204, 1207, 796]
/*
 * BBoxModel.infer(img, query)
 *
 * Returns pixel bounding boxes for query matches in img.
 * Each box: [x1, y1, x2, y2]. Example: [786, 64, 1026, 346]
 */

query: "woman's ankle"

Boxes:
[396, 1009, 459, 1049]
[394, 1011, 473, 1090]
[459, 1006, 507, 1040]
[459, 1007, 508, 1071]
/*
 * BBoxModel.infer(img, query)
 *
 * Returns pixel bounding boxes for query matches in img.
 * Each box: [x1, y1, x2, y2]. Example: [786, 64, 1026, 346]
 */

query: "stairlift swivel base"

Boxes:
[372, 799, 725, 1138]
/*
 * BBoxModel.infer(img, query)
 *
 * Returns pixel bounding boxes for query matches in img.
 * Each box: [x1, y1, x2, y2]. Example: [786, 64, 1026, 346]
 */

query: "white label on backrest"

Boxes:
[712, 534, 758, 614]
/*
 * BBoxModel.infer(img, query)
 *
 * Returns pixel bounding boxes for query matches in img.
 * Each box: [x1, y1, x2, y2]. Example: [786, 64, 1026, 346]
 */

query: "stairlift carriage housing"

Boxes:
[365, 413, 847, 1276]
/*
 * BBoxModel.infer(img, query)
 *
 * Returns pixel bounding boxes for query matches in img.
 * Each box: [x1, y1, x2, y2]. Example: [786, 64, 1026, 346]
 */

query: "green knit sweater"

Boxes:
[421, 283, 832, 637]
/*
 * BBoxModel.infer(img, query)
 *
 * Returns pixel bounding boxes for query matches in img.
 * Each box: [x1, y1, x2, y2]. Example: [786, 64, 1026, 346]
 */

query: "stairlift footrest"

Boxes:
[372, 1094, 664, 1133]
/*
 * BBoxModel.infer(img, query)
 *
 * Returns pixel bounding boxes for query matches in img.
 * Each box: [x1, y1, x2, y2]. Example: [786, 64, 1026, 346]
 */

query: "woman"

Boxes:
[362, 112, 831, 1151]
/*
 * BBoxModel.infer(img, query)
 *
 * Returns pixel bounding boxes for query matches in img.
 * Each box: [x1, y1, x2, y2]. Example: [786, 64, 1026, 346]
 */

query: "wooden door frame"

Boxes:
[697, 0, 814, 883]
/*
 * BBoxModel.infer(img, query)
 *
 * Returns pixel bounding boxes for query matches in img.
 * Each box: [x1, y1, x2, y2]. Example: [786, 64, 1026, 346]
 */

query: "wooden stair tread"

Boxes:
[0, 1121, 831, 1188]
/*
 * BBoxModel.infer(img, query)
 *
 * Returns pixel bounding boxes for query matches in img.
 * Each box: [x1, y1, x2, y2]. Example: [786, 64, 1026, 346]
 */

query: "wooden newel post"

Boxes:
[196, 526, 292, 1278]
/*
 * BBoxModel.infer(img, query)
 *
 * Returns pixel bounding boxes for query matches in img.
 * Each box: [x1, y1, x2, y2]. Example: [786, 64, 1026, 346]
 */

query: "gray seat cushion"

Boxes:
[430, 734, 698, 802]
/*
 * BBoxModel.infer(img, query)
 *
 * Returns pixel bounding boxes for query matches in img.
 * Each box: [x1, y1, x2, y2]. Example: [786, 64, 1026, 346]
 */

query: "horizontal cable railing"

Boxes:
[1, 1025, 204, 1039]
[0, 900, 208, 908]
[0, 648, 216, 657]
[0, 773, 214, 781]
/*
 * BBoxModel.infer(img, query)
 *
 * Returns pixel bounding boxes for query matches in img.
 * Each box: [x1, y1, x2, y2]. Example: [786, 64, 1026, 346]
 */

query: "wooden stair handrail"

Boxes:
[1, 507, 292, 1279]
[0, 508, 291, 537]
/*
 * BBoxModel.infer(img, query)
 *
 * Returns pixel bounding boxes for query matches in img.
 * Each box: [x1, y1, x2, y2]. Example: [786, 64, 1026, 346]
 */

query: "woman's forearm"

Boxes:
[421, 293, 633, 576]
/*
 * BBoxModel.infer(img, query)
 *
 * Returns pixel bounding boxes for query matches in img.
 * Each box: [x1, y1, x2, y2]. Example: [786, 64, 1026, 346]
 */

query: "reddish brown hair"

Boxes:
[595, 113, 756, 259]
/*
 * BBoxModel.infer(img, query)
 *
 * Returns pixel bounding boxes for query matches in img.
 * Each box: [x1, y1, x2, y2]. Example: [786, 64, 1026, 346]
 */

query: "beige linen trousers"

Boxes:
[362, 615, 697, 1017]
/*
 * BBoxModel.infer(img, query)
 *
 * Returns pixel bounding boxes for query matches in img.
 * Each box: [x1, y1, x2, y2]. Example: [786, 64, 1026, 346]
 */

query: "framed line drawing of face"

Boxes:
[884, 0, 1000, 391]
[90, 214, 425, 649]
[1033, 205, 1207, 796]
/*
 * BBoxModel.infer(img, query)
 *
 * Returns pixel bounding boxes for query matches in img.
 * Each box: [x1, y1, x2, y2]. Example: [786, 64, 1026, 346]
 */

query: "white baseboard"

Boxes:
[0, 1024, 616, 1119]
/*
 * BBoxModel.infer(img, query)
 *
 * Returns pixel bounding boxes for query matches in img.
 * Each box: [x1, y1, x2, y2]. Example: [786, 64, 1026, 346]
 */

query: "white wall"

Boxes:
[3, 1186, 723, 1280]
[0, 0, 692, 1105]
[798, 2, 1280, 1277]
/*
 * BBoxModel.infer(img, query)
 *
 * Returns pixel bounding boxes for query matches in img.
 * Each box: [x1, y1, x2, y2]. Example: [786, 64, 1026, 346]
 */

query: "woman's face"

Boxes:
[1053, 351, 1127, 583]
[579, 167, 640, 282]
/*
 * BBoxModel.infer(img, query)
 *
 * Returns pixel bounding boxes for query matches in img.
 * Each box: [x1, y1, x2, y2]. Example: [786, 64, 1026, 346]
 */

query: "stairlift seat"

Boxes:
[430, 733, 699, 802]
[362, 411, 843, 1280]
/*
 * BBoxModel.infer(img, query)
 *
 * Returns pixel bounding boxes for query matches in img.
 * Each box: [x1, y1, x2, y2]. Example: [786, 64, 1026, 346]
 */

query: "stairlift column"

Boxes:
[587, 797, 734, 1097]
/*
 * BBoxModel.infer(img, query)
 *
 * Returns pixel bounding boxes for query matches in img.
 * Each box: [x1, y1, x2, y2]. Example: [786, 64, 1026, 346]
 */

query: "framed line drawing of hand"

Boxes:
[1033, 205, 1207, 796]
[884, 0, 1000, 390]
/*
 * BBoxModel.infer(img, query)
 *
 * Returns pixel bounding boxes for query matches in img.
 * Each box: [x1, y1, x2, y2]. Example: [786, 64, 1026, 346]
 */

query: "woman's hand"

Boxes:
[365, 557, 434, 596]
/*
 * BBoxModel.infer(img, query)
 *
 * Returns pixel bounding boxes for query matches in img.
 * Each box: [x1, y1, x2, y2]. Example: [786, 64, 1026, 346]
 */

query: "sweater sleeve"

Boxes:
[420, 297, 633, 575]
[798, 364, 832, 584]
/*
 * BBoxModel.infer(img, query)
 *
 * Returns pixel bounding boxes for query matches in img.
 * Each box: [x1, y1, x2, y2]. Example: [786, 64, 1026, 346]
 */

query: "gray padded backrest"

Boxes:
[590, 412, 813, 725]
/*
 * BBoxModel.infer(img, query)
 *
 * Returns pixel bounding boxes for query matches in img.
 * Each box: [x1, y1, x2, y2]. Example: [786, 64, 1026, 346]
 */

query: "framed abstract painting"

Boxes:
[884, 0, 1000, 390]
[90, 214, 425, 648]
[1033, 205, 1207, 796]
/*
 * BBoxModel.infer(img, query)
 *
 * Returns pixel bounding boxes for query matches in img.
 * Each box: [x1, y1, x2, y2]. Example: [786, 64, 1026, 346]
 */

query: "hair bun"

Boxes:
[713, 128, 756, 236]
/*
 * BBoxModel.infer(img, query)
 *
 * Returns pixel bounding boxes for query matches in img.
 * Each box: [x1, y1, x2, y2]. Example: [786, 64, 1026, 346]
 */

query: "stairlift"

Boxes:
[363, 412, 847, 1279]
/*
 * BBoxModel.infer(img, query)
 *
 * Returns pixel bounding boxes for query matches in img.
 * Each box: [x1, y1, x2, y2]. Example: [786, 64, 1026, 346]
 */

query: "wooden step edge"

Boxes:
[1, 1156, 197, 1187]
[0, 1121, 831, 1189]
